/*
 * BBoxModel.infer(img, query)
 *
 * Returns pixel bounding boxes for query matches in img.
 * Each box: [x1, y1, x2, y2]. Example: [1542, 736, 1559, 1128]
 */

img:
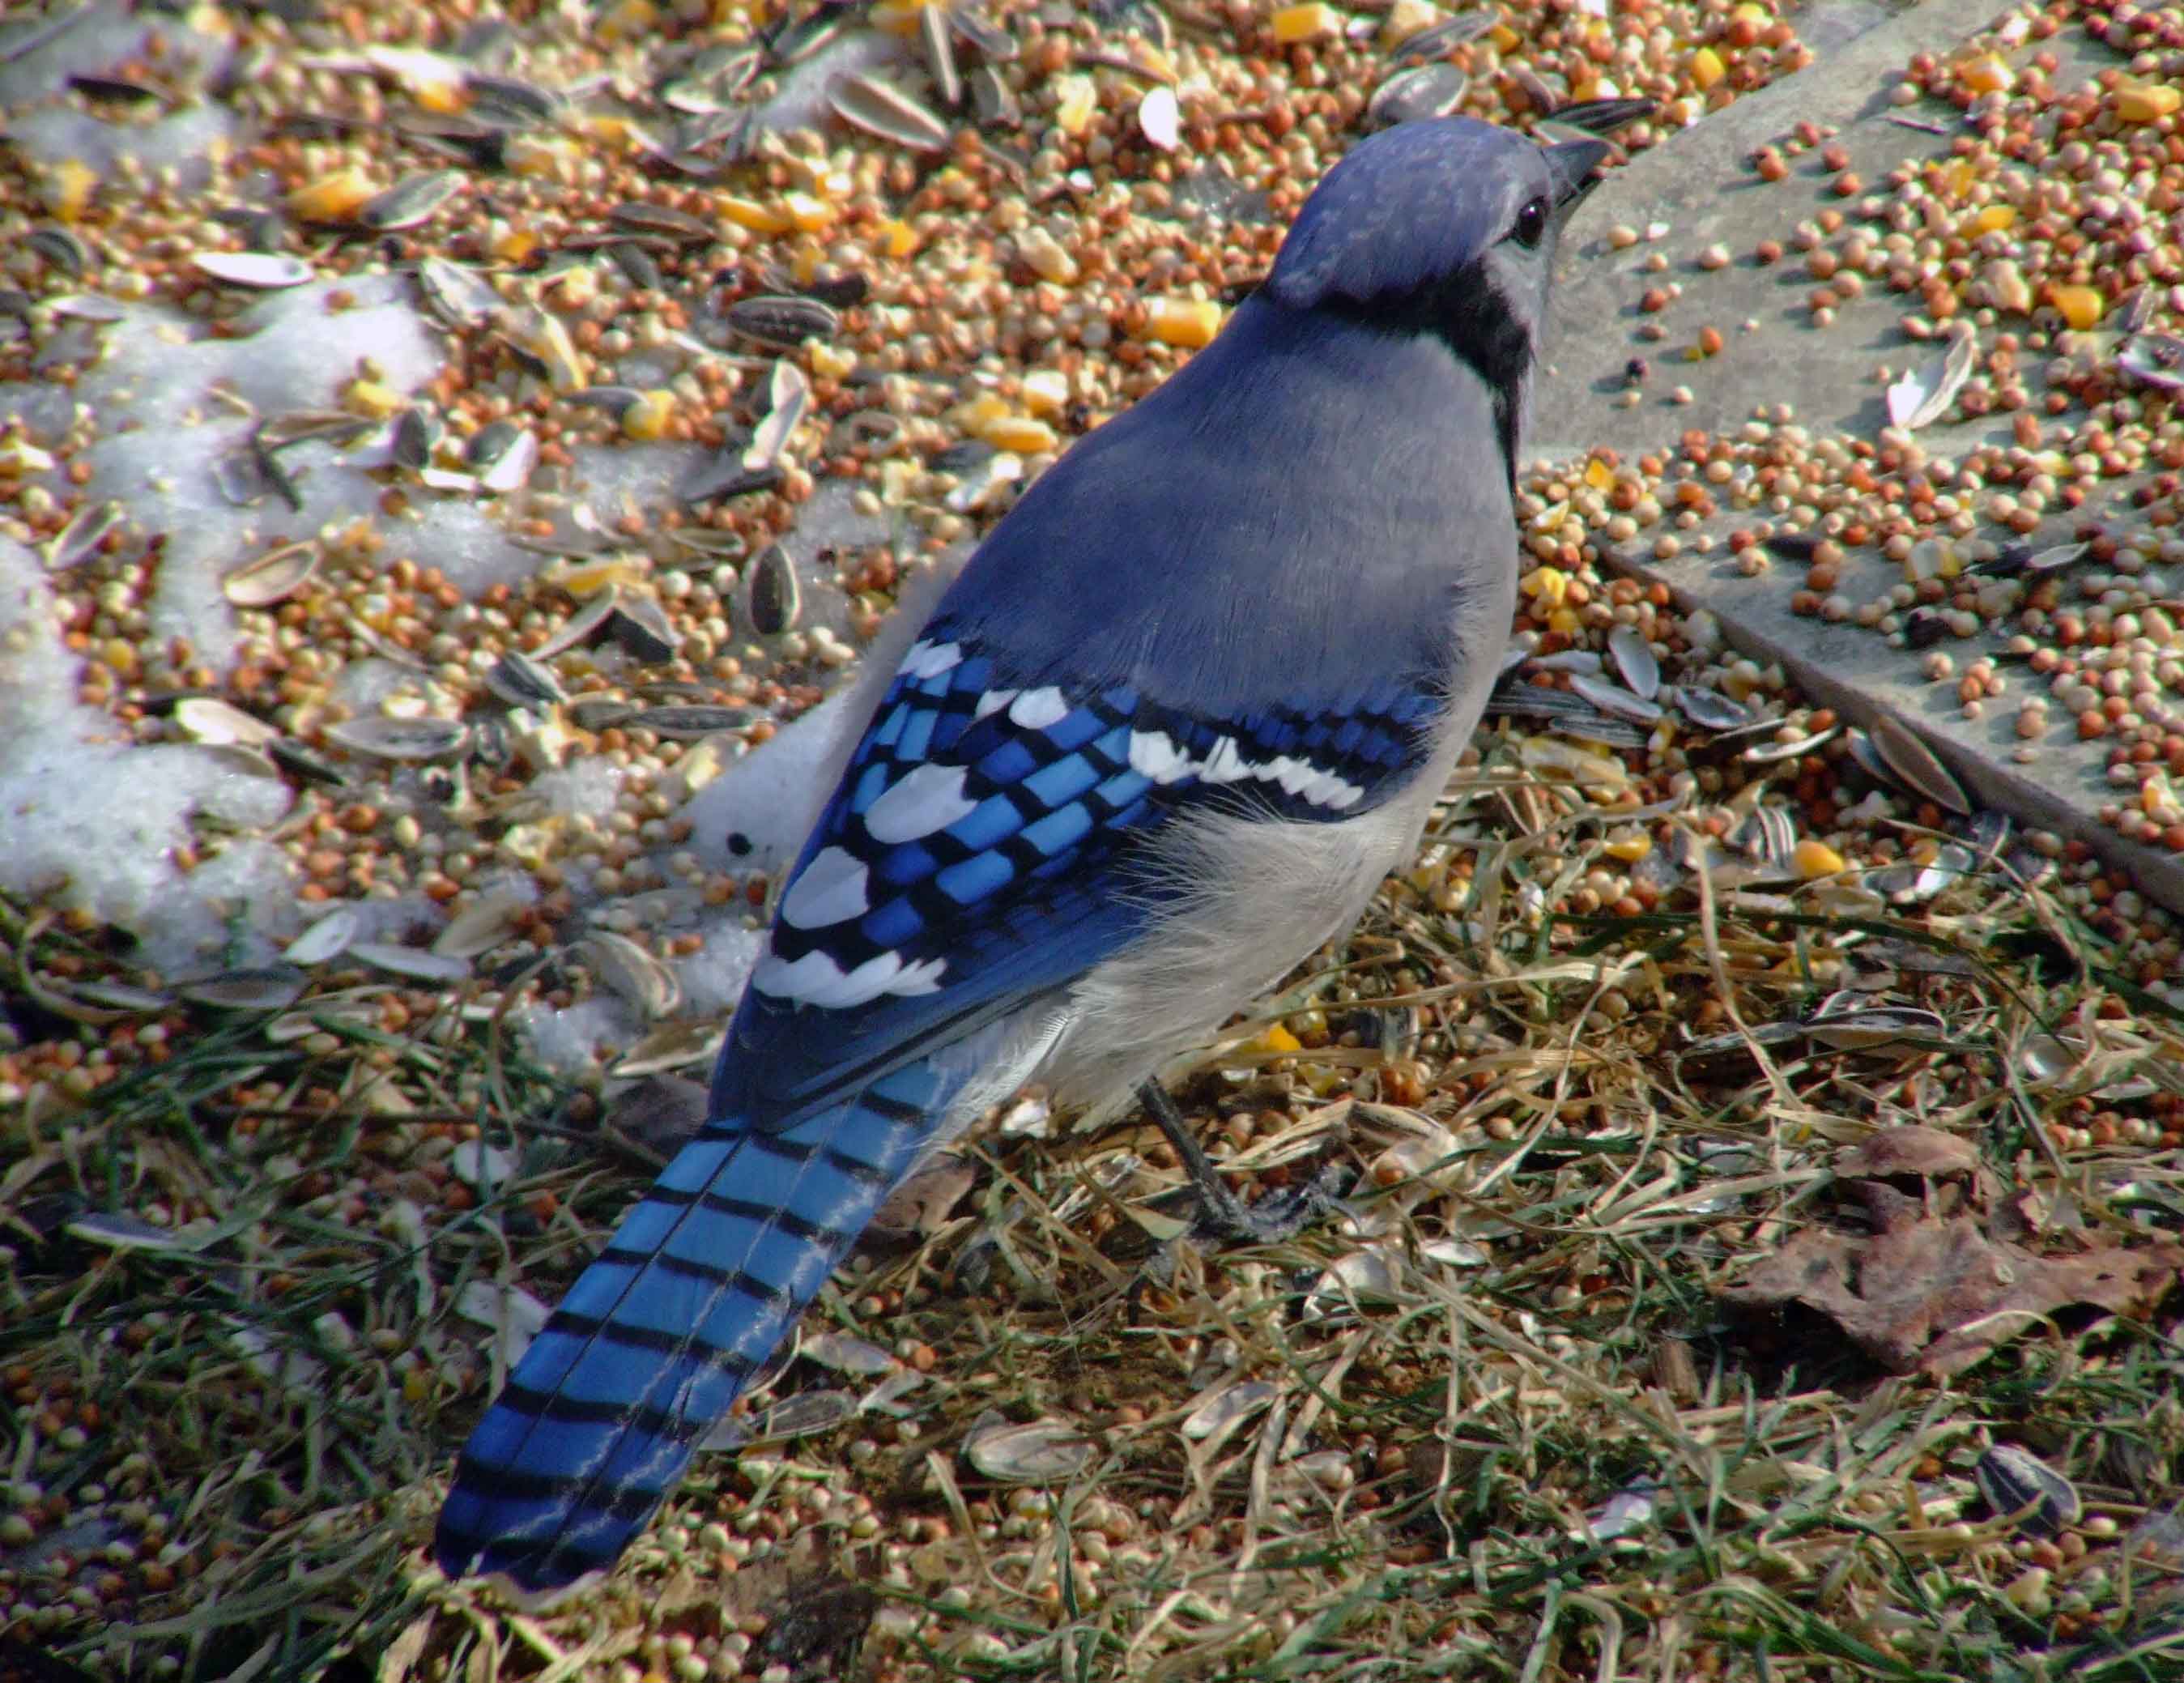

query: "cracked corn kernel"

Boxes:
[720, 197, 794, 234]
[1521, 565, 1569, 607]
[1054, 75, 1097, 135]
[1688, 46, 1725, 90]
[1142, 299, 1221, 347]
[2115, 81, 2181, 122]
[784, 192, 836, 232]
[1271, 3, 1343, 44]
[1020, 227, 1079, 285]
[1971, 205, 2017, 233]
[1794, 839, 1846, 878]
[877, 218, 920, 258]
[810, 343, 857, 380]
[287, 167, 376, 224]
[2053, 285, 2104, 330]
[1603, 830, 1652, 863]
[1378, 0, 1437, 48]
[1252, 1024, 1302, 1055]
[981, 415, 1057, 454]
[1957, 53, 2012, 95]
[45, 158, 98, 222]
[343, 379, 406, 419]
[621, 390, 675, 441]
[1021, 369, 1069, 416]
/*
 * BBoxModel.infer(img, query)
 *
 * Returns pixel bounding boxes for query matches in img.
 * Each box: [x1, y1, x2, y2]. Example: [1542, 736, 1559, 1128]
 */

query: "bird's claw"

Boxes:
[1131, 1082, 1352, 1297]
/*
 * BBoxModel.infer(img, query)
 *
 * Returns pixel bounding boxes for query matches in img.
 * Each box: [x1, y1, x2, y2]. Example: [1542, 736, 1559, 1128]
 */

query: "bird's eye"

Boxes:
[1510, 197, 1550, 249]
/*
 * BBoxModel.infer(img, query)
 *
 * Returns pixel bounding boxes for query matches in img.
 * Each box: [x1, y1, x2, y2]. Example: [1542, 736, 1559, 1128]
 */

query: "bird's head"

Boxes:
[1263, 117, 1611, 472]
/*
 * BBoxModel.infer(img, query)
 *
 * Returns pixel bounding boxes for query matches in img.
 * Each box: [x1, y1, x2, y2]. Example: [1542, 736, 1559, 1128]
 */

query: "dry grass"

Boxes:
[7, 731, 2184, 1683]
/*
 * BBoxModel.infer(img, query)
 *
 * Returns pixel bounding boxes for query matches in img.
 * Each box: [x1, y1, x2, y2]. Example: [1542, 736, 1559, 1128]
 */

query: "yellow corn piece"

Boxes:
[1021, 369, 1070, 416]
[344, 379, 407, 419]
[2052, 284, 2104, 330]
[981, 415, 1058, 454]
[45, 158, 99, 223]
[2116, 80, 2182, 122]
[621, 390, 675, 441]
[1271, 2, 1343, 44]
[287, 166, 376, 224]
[1794, 839, 1846, 878]
[1143, 298, 1221, 347]
[719, 196, 793, 234]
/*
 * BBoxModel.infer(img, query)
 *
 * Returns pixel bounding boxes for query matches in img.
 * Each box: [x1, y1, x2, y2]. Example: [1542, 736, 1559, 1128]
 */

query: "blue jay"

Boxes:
[436, 114, 1615, 1593]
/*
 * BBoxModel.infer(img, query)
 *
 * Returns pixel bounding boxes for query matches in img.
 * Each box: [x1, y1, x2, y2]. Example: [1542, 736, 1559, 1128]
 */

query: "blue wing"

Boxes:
[710, 613, 1445, 1125]
[441, 616, 1451, 1591]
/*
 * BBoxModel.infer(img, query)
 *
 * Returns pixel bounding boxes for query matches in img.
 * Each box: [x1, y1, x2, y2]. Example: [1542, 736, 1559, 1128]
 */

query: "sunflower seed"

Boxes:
[44, 498, 124, 571]
[1870, 714, 1969, 814]
[535, 590, 620, 658]
[351, 941, 474, 983]
[285, 907, 362, 966]
[1181, 1380, 1279, 1442]
[581, 930, 683, 1018]
[360, 170, 462, 231]
[740, 1389, 857, 1443]
[1366, 61, 1467, 129]
[432, 888, 530, 959]
[1734, 804, 1798, 868]
[174, 696, 279, 748]
[221, 539, 321, 607]
[487, 648, 567, 709]
[1391, 11, 1498, 62]
[626, 705, 754, 739]
[390, 404, 443, 470]
[30, 225, 91, 277]
[323, 715, 470, 762]
[1570, 673, 1661, 724]
[1740, 724, 1839, 765]
[609, 594, 683, 663]
[744, 542, 800, 635]
[472, 424, 539, 495]
[969, 65, 1020, 127]
[611, 1020, 726, 1078]
[1885, 330, 1978, 431]
[744, 358, 811, 474]
[1803, 1003, 1946, 1050]
[2117, 332, 2184, 392]
[725, 292, 839, 349]
[607, 241, 662, 289]
[47, 293, 126, 322]
[1138, 83, 1180, 149]
[416, 255, 502, 329]
[193, 251, 314, 289]
[465, 72, 561, 126]
[608, 199, 716, 244]
[1975, 1445, 2080, 1539]
[830, 73, 952, 152]
[922, 2, 962, 106]
[179, 965, 309, 1012]
[965, 1418, 1095, 1483]
[1505, 62, 1560, 114]
[1607, 625, 1658, 699]
[951, 5, 1019, 61]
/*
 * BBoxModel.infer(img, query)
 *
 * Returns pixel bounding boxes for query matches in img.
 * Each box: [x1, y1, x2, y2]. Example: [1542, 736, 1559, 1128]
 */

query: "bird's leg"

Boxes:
[1136, 1081, 1350, 1248]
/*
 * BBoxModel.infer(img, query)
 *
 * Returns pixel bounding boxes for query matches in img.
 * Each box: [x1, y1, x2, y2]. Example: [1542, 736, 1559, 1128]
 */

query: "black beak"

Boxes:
[1540, 97, 1654, 211]
[1544, 136, 1616, 211]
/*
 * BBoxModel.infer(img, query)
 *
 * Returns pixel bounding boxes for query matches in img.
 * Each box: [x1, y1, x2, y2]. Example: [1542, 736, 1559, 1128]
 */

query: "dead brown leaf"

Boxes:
[1834, 1124, 1979, 1181]
[1718, 1179, 2184, 1376]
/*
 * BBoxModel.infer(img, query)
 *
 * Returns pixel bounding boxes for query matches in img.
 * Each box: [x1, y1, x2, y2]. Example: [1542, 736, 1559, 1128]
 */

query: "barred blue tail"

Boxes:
[434, 1062, 956, 1590]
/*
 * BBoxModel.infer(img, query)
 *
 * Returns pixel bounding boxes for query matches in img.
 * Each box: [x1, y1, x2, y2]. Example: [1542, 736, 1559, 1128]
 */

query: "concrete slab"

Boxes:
[1526, 0, 2184, 912]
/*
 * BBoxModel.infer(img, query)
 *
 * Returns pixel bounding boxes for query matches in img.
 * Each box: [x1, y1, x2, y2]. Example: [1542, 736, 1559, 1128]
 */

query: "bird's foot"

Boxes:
[1134, 1083, 1353, 1292]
